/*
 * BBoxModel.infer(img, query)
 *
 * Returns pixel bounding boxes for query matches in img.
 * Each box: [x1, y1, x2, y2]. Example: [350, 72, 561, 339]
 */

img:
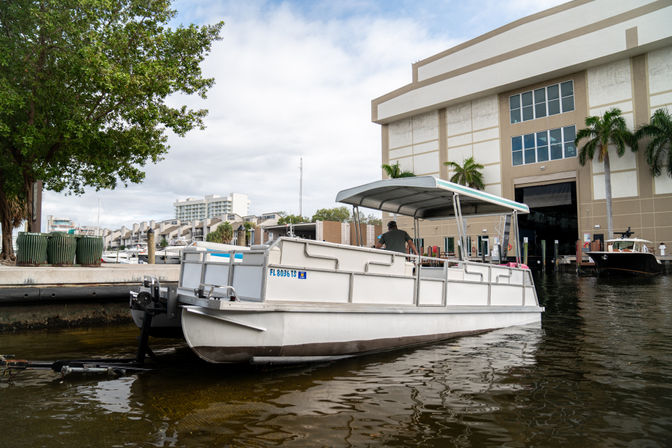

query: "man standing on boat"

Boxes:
[376, 221, 419, 255]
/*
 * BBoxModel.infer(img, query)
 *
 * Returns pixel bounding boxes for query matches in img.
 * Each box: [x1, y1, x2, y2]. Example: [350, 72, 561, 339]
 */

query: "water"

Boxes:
[1, 273, 671, 447]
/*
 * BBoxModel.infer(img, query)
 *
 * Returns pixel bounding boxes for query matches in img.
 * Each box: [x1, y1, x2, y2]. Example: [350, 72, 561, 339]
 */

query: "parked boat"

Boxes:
[130, 176, 543, 363]
[101, 250, 141, 264]
[153, 246, 183, 264]
[153, 242, 250, 264]
[588, 235, 661, 276]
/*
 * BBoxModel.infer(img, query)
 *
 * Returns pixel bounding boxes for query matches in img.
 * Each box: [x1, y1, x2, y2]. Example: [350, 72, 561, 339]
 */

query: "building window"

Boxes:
[444, 237, 455, 255]
[510, 80, 574, 123]
[512, 125, 576, 166]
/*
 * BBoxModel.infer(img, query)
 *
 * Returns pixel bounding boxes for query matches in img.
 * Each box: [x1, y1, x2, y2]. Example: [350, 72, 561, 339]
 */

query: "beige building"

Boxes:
[372, 0, 672, 259]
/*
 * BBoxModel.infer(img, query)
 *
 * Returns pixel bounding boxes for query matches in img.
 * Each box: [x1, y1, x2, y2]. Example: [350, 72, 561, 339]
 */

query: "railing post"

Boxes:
[487, 264, 492, 305]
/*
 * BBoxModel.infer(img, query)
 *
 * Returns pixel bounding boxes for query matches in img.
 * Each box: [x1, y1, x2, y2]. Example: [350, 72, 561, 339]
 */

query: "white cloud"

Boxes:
[44, 2, 450, 229]
[41, 0, 563, 230]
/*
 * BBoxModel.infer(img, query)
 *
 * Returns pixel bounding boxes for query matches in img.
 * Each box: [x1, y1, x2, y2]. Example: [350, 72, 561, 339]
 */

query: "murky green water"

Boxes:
[1, 273, 671, 447]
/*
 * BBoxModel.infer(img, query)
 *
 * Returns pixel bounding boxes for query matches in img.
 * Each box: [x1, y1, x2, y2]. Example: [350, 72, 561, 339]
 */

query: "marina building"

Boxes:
[372, 0, 672, 259]
[174, 193, 250, 221]
[46, 216, 76, 233]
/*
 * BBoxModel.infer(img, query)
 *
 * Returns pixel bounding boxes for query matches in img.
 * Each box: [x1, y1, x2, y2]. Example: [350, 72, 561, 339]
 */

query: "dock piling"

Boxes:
[148, 228, 155, 264]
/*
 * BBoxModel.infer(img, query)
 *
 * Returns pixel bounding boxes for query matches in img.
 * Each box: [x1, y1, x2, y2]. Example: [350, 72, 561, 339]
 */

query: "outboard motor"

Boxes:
[129, 276, 168, 364]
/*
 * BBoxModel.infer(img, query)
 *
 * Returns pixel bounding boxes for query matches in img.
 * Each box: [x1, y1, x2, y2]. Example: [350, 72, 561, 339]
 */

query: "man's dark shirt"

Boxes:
[379, 229, 412, 253]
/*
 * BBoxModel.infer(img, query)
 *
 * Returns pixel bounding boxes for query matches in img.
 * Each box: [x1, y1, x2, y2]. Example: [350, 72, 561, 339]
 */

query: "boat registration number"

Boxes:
[269, 268, 307, 279]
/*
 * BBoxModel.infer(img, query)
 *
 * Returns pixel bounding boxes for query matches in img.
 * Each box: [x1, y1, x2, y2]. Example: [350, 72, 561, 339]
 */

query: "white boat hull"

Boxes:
[180, 302, 542, 363]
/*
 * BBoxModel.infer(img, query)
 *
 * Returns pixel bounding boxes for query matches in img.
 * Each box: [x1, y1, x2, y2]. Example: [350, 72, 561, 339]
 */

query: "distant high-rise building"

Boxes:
[174, 193, 250, 221]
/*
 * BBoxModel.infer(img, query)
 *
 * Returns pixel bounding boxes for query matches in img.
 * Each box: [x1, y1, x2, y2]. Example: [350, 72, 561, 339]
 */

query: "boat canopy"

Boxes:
[336, 176, 529, 219]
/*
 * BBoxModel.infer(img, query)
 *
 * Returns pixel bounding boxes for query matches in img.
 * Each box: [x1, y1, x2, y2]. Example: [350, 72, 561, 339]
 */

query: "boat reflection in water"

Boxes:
[106, 324, 541, 447]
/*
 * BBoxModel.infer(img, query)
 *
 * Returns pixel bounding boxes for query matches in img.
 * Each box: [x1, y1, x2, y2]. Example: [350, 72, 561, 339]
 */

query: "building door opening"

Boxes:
[514, 181, 577, 267]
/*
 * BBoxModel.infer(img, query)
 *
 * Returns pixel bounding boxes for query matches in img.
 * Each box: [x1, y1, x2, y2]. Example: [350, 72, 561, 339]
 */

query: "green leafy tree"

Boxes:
[364, 214, 382, 226]
[444, 157, 485, 190]
[278, 214, 309, 225]
[242, 221, 255, 245]
[382, 162, 415, 178]
[207, 222, 233, 244]
[159, 237, 169, 249]
[352, 210, 382, 226]
[635, 108, 672, 178]
[0, 0, 223, 260]
[575, 108, 637, 239]
[312, 207, 351, 222]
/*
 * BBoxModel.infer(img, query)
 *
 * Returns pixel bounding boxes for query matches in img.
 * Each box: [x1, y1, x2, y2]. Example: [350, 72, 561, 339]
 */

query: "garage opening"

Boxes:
[514, 181, 578, 266]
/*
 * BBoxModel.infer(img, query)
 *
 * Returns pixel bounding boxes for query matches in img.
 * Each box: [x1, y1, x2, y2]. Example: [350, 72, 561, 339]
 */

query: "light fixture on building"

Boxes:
[594, 224, 600, 229]
[540, 165, 546, 171]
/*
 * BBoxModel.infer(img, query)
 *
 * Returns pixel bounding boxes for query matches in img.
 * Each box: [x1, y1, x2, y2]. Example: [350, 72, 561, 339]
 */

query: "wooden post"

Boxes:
[523, 237, 528, 266]
[576, 240, 581, 274]
[554, 240, 559, 271]
[147, 228, 155, 264]
[541, 240, 546, 272]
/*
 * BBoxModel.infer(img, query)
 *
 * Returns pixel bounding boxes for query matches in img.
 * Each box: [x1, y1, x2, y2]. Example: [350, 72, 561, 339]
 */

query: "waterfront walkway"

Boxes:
[0, 263, 179, 289]
[0, 264, 180, 331]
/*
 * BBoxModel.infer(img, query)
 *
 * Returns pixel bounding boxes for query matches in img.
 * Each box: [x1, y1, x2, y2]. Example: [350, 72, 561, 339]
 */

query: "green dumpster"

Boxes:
[76, 236, 104, 266]
[47, 232, 77, 266]
[16, 232, 48, 266]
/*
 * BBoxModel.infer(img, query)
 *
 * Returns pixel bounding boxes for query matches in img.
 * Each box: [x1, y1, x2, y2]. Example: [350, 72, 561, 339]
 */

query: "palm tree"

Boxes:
[635, 108, 672, 178]
[444, 156, 485, 190]
[382, 162, 415, 178]
[206, 221, 233, 244]
[575, 108, 637, 239]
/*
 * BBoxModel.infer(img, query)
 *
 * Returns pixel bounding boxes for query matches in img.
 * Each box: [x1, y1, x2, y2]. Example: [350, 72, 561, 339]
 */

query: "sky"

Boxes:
[42, 0, 566, 230]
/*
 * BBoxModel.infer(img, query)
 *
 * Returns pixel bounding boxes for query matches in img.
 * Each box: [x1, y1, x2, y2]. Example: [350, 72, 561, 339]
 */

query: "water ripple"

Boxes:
[1, 273, 671, 447]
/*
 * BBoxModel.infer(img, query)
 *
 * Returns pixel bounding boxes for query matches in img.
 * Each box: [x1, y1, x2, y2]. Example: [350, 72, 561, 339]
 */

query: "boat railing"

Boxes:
[176, 238, 538, 308]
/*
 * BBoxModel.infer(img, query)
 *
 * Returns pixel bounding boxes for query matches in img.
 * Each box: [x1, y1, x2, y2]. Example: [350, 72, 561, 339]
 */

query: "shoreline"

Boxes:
[0, 264, 179, 332]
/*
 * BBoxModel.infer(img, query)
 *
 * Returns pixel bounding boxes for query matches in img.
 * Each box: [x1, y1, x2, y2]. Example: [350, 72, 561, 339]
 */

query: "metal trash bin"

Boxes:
[47, 232, 77, 266]
[16, 232, 48, 266]
[75, 236, 104, 266]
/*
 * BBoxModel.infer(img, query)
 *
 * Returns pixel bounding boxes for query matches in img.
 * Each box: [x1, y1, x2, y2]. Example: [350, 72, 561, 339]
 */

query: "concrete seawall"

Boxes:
[0, 264, 180, 332]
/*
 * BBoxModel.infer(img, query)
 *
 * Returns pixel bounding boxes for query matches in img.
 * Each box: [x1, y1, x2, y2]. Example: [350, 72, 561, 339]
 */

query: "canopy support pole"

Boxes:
[352, 206, 362, 246]
[413, 216, 420, 305]
[453, 193, 467, 261]
[512, 211, 522, 265]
